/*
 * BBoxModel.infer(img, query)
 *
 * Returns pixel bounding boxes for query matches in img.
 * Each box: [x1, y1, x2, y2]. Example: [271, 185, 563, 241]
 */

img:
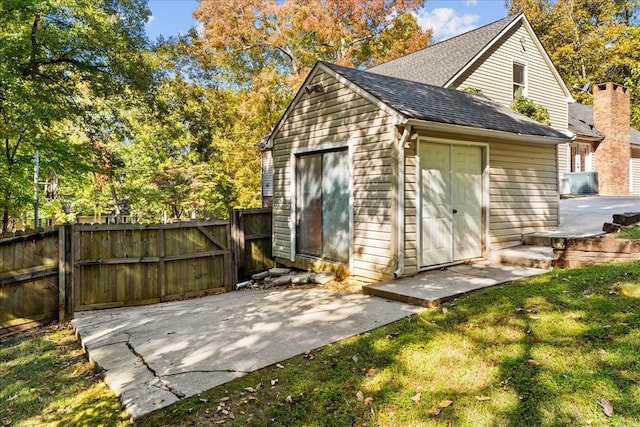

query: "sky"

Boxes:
[145, 0, 509, 42]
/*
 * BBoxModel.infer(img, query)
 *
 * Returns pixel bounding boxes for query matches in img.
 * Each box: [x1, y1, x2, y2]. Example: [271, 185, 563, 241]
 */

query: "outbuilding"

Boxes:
[268, 61, 572, 282]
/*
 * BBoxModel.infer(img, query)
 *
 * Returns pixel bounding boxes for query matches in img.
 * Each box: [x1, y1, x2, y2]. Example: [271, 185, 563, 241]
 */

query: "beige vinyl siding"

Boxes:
[489, 141, 559, 248]
[450, 21, 569, 134]
[631, 147, 640, 194]
[272, 70, 397, 281]
[557, 143, 570, 176]
[403, 143, 419, 276]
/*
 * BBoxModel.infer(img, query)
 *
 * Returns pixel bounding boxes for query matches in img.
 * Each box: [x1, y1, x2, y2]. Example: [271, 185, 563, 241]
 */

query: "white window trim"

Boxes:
[513, 62, 527, 98]
[289, 141, 354, 272]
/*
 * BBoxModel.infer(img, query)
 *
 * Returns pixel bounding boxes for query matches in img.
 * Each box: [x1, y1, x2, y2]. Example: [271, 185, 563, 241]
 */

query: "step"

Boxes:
[489, 245, 554, 270]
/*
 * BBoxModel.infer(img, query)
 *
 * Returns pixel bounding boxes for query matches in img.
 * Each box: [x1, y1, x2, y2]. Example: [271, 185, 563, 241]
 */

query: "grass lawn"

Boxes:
[3, 262, 640, 426]
[0, 323, 131, 426]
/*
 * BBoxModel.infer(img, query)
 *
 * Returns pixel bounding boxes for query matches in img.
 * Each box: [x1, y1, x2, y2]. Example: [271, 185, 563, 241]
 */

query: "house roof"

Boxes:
[322, 61, 570, 140]
[569, 102, 640, 145]
[368, 14, 520, 86]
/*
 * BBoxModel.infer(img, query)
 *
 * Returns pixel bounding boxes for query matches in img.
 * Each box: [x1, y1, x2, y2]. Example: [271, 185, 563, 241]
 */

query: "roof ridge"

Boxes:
[369, 12, 522, 71]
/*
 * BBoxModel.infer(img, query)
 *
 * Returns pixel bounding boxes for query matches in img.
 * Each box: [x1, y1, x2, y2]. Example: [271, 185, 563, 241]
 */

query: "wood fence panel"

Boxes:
[74, 221, 232, 310]
[0, 230, 59, 333]
[234, 208, 274, 278]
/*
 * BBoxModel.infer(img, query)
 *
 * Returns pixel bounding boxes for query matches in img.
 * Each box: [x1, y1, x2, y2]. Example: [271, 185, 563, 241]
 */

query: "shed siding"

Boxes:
[272, 70, 397, 281]
[450, 21, 569, 134]
[631, 147, 640, 194]
[489, 141, 559, 248]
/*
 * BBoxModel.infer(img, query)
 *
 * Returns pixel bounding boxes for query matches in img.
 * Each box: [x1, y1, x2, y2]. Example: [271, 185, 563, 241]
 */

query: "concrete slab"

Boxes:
[363, 262, 547, 307]
[73, 289, 423, 419]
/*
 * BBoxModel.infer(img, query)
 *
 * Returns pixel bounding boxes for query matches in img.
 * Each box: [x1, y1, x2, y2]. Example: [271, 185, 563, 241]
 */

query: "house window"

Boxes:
[296, 149, 349, 261]
[570, 143, 592, 172]
[513, 62, 526, 98]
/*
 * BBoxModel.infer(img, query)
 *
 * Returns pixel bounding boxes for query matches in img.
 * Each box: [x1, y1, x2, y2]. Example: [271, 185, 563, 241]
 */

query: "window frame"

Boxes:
[512, 62, 527, 98]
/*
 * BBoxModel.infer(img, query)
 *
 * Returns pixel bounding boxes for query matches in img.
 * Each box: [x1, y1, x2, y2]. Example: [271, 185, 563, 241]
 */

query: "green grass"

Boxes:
[3, 262, 640, 426]
[0, 323, 131, 427]
[616, 225, 640, 239]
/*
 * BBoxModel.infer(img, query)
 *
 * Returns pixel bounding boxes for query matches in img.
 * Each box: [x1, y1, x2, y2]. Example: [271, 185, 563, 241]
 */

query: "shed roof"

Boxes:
[367, 14, 520, 86]
[323, 61, 570, 140]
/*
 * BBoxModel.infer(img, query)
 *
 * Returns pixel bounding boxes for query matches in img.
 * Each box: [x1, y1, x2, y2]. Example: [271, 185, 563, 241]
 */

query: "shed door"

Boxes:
[420, 142, 483, 267]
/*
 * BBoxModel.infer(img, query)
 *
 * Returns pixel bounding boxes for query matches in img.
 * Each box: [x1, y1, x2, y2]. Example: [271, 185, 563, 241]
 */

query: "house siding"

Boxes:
[631, 147, 640, 194]
[271, 70, 397, 281]
[450, 21, 569, 134]
[489, 141, 559, 248]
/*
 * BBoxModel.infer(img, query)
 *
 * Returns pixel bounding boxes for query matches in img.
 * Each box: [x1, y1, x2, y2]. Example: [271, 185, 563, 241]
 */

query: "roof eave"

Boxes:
[405, 118, 574, 145]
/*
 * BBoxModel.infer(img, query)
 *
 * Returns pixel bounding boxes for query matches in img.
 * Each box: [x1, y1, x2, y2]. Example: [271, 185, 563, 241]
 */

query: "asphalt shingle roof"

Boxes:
[569, 102, 640, 145]
[323, 62, 570, 140]
[367, 14, 521, 86]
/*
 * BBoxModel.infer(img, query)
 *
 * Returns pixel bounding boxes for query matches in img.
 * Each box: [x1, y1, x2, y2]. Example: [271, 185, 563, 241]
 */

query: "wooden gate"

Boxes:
[74, 221, 235, 311]
[231, 208, 275, 279]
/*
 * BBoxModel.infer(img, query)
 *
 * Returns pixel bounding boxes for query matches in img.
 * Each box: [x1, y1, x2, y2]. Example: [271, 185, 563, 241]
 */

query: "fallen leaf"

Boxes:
[527, 359, 539, 366]
[352, 355, 359, 363]
[367, 368, 376, 377]
[426, 407, 441, 416]
[442, 307, 448, 313]
[244, 387, 255, 393]
[386, 332, 400, 339]
[219, 396, 230, 402]
[271, 379, 278, 386]
[411, 393, 421, 404]
[199, 398, 208, 404]
[356, 391, 364, 401]
[364, 397, 374, 407]
[599, 398, 614, 417]
[285, 395, 293, 404]
[276, 363, 284, 369]
[475, 396, 491, 401]
[255, 383, 263, 390]
[439, 399, 453, 408]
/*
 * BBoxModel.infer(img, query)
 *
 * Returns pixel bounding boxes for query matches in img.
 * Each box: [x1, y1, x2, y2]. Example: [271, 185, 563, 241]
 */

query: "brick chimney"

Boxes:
[592, 82, 631, 195]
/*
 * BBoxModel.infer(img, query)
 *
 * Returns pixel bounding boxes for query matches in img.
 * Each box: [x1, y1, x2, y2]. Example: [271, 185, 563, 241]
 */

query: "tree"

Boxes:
[0, 0, 153, 231]
[506, 0, 640, 127]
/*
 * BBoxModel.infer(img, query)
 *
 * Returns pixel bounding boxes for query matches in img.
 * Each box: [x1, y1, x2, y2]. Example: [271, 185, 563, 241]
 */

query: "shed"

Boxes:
[269, 61, 572, 282]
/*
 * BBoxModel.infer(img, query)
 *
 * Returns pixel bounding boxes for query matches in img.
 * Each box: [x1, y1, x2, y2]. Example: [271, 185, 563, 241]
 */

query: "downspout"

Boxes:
[394, 124, 412, 278]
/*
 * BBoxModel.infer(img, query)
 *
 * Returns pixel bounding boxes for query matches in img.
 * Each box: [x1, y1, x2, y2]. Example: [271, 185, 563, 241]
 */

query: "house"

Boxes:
[369, 12, 640, 196]
[566, 83, 640, 195]
[267, 61, 570, 282]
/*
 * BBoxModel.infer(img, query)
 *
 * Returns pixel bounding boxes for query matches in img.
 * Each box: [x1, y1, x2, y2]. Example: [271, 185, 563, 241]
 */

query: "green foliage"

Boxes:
[0, 0, 154, 231]
[510, 95, 551, 125]
[461, 86, 484, 95]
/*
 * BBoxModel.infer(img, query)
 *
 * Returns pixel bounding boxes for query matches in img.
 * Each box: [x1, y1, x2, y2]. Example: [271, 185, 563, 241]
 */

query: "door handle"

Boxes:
[452, 209, 458, 214]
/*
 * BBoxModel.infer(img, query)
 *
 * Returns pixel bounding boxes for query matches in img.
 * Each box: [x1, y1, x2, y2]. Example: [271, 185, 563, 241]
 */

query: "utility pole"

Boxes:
[34, 150, 39, 229]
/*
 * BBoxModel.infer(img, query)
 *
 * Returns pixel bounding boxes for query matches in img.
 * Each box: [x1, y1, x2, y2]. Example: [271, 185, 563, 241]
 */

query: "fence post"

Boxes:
[157, 226, 166, 300]
[58, 223, 74, 321]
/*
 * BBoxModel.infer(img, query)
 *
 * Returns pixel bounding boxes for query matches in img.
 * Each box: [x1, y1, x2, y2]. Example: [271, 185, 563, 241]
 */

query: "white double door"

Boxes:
[420, 142, 484, 267]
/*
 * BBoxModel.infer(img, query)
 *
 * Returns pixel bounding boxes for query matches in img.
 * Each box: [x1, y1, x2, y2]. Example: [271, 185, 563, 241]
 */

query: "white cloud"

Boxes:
[466, 0, 478, 6]
[146, 14, 155, 25]
[416, 7, 480, 40]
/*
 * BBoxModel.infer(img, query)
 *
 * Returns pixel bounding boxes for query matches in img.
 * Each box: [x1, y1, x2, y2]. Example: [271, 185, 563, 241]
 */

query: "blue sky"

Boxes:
[145, 0, 509, 42]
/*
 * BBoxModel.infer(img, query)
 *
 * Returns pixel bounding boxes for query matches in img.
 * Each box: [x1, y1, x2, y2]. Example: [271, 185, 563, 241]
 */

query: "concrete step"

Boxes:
[489, 245, 554, 270]
[522, 234, 553, 247]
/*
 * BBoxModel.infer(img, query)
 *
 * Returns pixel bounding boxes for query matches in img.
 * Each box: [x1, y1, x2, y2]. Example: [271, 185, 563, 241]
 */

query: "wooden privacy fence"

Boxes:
[0, 230, 60, 336]
[0, 209, 273, 336]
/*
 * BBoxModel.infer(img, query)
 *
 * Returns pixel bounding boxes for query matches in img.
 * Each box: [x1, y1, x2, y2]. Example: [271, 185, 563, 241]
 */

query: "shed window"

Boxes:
[296, 149, 349, 261]
[513, 62, 526, 98]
